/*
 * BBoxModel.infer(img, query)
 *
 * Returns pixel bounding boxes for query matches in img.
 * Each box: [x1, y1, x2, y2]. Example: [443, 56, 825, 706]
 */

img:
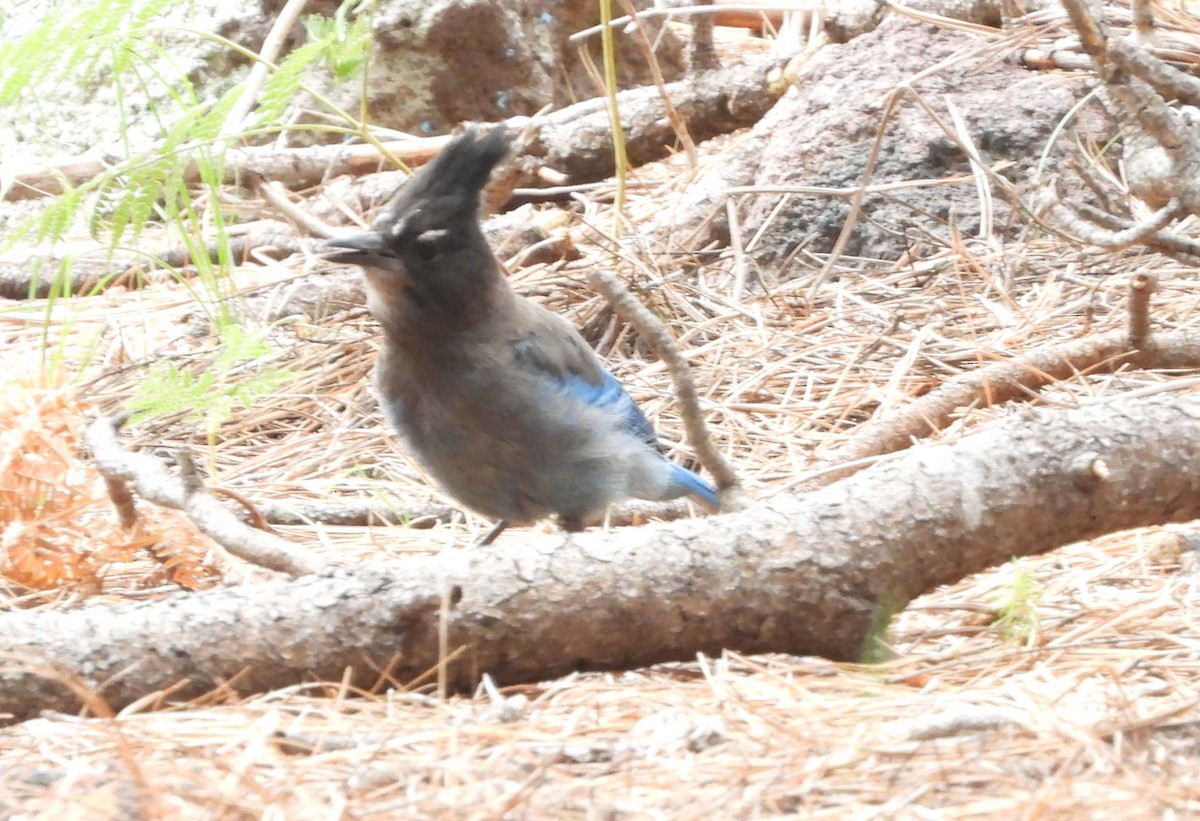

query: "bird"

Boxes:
[323, 128, 718, 543]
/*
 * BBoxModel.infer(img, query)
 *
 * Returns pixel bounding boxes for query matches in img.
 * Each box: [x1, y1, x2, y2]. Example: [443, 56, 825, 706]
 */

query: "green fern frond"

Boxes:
[86, 87, 240, 246]
[71, 0, 134, 81]
[228, 368, 295, 407]
[127, 364, 215, 424]
[172, 90, 240, 144]
[253, 38, 327, 127]
[305, 5, 373, 83]
[128, 0, 179, 46]
[251, 1, 372, 128]
[35, 188, 85, 246]
[129, 322, 296, 435]
[100, 173, 160, 244]
[0, 0, 175, 104]
[214, 325, 271, 367]
[0, 25, 49, 103]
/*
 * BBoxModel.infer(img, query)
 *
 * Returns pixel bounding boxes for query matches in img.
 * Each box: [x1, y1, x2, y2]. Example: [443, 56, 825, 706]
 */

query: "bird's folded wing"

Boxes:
[507, 307, 658, 447]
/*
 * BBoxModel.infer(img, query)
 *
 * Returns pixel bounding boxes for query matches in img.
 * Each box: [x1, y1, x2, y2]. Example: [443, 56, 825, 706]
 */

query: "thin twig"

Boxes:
[176, 449, 325, 577]
[587, 269, 741, 502]
[807, 88, 901, 303]
[219, 0, 312, 139]
[1071, 202, 1200, 263]
[1049, 198, 1181, 251]
[616, 0, 698, 168]
[726, 198, 750, 303]
[84, 417, 324, 577]
[249, 172, 342, 239]
[800, 326, 1200, 491]
[569, 4, 803, 43]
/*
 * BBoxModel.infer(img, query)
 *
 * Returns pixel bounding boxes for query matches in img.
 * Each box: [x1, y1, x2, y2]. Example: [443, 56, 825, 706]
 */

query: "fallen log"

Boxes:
[2, 391, 1198, 722]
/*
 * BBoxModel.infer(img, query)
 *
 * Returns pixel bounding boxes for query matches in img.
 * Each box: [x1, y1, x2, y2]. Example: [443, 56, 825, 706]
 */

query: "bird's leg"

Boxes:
[476, 519, 510, 547]
[557, 515, 585, 534]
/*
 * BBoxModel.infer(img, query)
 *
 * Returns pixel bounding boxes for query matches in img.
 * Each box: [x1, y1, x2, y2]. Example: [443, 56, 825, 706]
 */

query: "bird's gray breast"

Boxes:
[373, 349, 644, 523]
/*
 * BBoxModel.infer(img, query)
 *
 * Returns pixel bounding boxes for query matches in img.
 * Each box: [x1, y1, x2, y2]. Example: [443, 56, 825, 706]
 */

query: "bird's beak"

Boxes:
[321, 231, 389, 265]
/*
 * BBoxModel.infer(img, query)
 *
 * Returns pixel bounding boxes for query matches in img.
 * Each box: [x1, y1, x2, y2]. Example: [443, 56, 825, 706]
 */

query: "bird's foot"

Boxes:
[476, 519, 509, 547]
[557, 515, 585, 534]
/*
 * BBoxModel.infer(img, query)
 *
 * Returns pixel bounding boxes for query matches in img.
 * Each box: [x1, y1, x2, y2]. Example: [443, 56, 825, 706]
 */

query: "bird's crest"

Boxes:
[381, 128, 511, 225]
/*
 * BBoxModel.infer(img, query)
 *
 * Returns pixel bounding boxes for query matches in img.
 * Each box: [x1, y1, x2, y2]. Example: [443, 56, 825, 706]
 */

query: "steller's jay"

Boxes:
[323, 128, 717, 542]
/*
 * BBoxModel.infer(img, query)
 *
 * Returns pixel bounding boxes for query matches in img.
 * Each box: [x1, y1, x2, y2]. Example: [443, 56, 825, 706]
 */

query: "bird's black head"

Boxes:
[322, 128, 512, 336]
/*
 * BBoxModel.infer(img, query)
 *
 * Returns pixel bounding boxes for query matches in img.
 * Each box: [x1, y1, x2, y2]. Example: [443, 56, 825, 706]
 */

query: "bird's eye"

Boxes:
[412, 229, 449, 261]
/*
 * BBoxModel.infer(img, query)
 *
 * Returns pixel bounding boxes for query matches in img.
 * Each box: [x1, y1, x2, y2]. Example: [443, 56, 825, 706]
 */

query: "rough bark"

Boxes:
[8, 53, 785, 206]
[2, 393, 1199, 722]
[4, 140, 444, 203]
[0, 223, 302, 301]
[529, 53, 786, 184]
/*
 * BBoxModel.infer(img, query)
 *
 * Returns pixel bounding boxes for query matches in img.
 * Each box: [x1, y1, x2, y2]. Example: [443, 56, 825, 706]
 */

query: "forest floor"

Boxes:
[2, 73, 1200, 821]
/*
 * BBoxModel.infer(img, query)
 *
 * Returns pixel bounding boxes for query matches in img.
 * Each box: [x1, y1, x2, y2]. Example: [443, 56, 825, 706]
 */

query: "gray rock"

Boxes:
[739, 16, 1103, 265]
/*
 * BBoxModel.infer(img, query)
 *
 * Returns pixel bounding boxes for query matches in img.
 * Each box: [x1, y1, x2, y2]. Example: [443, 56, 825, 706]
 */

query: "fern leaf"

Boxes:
[252, 37, 327, 128]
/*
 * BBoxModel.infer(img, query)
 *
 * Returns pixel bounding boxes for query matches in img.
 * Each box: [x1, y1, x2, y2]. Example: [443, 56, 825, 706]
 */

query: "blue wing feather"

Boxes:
[559, 369, 658, 447]
[560, 370, 719, 510]
[509, 319, 719, 511]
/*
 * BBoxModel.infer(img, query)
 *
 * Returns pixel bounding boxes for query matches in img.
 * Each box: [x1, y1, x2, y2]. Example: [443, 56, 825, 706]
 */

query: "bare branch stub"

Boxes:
[101, 474, 139, 530]
[1128, 273, 1157, 355]
[91, 411, 140, 531]
[1132, 0, 1155, 42]
[689, 0, 719, 72]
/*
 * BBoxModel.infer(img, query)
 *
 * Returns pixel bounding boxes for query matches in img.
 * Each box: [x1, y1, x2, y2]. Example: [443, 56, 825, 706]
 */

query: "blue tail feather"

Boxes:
[667, 462, 719, 510]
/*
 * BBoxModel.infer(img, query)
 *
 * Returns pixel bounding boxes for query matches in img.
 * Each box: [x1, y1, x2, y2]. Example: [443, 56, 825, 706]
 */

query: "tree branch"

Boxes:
[86, 417, 325, 578]
[4, 392, 1200, 722]
[9, 55, 786, 203]
[801, 326, 1200, 490]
